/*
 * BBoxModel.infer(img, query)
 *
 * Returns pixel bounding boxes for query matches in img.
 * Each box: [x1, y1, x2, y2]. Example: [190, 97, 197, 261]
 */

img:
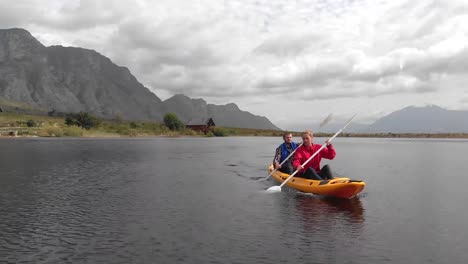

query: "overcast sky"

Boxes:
[1, 0, 467, 129]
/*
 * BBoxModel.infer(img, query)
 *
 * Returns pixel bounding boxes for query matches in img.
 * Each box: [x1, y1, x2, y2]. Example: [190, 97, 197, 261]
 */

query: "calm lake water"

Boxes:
[1, 137, 467, 264]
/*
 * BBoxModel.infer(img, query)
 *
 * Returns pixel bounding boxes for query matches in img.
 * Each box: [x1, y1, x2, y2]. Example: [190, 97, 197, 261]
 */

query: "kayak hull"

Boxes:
[268, 165, 365, 199]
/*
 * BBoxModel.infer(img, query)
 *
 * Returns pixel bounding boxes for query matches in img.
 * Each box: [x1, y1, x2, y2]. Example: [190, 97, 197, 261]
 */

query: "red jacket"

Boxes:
[292, 143, 336, 173]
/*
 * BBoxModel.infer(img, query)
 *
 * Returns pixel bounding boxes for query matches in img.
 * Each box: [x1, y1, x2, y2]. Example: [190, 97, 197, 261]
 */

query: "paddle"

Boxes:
[262, 113, 333, 181]
[266, 114, 356, 192]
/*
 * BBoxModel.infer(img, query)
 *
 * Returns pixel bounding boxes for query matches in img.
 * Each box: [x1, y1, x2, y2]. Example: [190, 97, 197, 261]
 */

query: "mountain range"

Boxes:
[0, 28, 279, 130]
[1, 28, 467, 133]
[366, 105, 468, 133]
[312, 105, 468, 133]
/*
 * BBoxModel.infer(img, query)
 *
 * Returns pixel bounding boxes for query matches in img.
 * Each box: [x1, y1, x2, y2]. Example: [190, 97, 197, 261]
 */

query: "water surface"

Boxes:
[1, 137, 467, 263]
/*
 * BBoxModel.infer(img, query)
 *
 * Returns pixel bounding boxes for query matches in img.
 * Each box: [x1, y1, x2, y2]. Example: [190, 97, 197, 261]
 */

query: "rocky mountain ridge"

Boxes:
[0, 28, 280, 130]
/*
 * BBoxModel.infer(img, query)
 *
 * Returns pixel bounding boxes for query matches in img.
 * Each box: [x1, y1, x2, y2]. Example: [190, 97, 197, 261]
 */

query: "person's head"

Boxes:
[282, 132, 293, 143]
[301, 130, 314, 146]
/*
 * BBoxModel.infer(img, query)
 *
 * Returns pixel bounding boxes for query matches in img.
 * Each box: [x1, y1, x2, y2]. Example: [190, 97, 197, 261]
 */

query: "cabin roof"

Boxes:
[187, 117, 215, 126]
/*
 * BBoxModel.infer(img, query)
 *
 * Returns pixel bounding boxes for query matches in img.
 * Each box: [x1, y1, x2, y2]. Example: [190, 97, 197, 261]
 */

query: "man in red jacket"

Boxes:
[292, 130, 336, 180]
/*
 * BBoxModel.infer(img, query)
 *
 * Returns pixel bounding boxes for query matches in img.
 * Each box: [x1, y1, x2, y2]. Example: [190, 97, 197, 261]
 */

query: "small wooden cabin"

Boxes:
[186, 117, 215, 134]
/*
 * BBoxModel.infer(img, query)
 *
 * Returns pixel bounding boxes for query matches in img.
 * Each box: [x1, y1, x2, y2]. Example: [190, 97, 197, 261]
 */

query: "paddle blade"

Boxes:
[319, 113, 333, 128]
[266, 186, 282, 192]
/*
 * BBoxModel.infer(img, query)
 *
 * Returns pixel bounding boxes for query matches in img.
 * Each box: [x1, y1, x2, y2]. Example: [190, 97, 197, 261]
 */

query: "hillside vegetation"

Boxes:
[0, 112, 285, 137]
[2, 112, 468, 138]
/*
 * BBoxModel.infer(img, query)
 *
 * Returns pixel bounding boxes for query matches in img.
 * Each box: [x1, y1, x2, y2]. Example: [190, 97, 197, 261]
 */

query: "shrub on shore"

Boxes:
[213, 127, 228, 137]
[38, 125, 64, 137]
[63, 126, 85, 137]
[163, 113, 185, 131]
[65, 112, 101, 129]
[26, 119, 37, 127]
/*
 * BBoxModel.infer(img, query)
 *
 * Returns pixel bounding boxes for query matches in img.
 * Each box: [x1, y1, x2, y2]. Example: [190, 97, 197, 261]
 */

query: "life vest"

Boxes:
[279, 142, 298, 163]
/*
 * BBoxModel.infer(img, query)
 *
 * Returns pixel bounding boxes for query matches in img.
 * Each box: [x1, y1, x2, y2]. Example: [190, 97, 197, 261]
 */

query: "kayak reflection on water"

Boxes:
[294, 195, 365, 227]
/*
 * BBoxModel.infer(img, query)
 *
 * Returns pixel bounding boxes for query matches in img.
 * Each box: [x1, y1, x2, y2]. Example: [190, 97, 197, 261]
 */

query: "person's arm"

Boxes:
[293, 148, 303, 171]
[320, 141, 336, 160]
[273, 146, 281, 168]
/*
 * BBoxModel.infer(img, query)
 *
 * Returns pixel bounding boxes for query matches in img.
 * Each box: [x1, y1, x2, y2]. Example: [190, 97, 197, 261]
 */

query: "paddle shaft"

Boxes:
[278, 114, 356, 188]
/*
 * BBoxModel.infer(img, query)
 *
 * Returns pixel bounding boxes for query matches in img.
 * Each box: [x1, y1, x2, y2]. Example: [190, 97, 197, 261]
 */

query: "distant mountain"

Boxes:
[162, 94, 280, 130]
[0, 28, 280, 129]
[286, 105, 468, 134]
[367, 105, 468, 133]
[0, 28, 163, 120]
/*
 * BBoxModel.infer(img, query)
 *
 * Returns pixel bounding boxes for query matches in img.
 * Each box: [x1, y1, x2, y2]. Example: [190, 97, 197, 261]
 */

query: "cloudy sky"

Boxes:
[1, 0, 468, 129]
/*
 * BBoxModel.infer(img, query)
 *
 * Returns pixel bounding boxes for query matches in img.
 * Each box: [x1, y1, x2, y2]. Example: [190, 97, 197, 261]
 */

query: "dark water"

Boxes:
[1, 137, 467, 264]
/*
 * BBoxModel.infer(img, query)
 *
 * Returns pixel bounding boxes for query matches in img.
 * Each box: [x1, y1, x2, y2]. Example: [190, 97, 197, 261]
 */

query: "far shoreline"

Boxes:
[2, 133, 468, 139]
[2, 111, 468, 139]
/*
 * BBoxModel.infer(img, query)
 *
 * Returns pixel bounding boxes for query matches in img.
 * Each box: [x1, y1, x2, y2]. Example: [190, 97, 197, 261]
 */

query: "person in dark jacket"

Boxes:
[273, 132, 299, 174]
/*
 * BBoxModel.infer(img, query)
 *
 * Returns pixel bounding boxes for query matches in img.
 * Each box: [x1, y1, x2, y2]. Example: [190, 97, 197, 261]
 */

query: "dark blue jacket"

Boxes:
[279, 142, 298, 163]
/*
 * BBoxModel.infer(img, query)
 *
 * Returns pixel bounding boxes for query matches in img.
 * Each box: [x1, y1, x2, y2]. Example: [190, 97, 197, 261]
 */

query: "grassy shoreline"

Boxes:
[2, 112, 468, 138]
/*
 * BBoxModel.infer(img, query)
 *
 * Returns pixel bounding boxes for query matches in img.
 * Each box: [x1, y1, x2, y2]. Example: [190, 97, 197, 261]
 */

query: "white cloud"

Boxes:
[1, 0, 468, 127]
[462, 93, 468, 104]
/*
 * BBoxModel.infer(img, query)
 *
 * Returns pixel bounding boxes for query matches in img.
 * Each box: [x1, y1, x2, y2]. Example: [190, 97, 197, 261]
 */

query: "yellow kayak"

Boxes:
[268, 165, 365, 199]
